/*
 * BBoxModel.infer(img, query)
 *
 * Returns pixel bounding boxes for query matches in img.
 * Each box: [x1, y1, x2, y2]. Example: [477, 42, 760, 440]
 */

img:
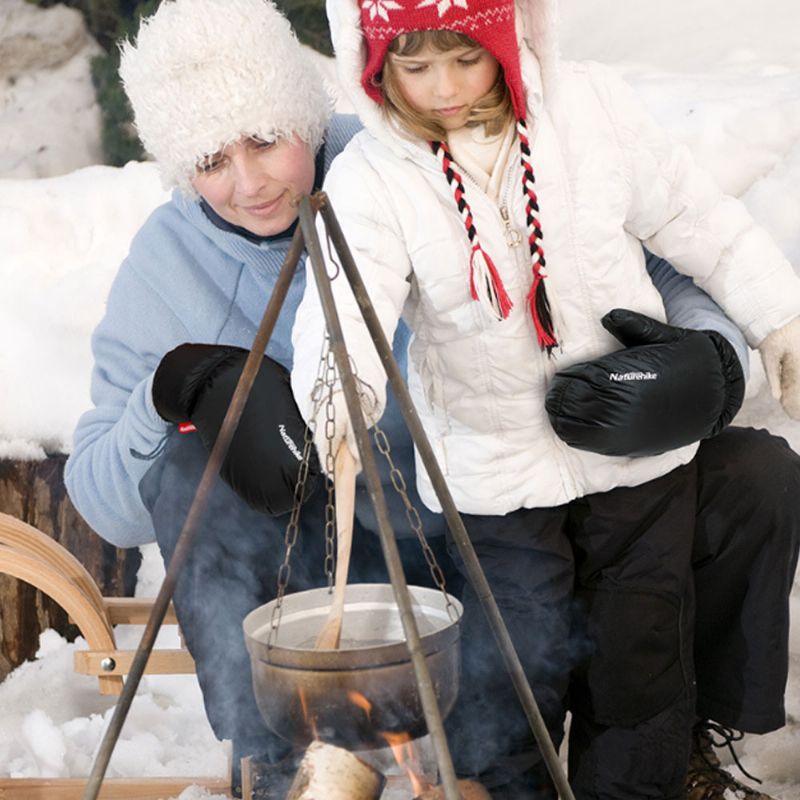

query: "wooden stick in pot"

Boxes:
[315, 441, 357, 650]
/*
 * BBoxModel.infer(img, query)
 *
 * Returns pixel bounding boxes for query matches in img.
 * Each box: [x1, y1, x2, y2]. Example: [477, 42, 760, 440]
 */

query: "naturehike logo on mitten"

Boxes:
[609, 371, 658, 382]
[278, 424, 304, 462]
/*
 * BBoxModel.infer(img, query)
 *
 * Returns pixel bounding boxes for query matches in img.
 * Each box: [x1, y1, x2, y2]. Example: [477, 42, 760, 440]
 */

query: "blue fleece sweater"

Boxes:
[64, 114, 747, 549]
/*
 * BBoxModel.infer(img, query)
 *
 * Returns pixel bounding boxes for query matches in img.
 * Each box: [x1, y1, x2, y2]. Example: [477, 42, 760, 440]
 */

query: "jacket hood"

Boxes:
[326, 0, 560, 150]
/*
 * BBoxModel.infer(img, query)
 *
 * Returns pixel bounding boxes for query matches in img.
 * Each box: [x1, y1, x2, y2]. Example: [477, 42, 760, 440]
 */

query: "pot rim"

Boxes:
[243, 583, 463, 671]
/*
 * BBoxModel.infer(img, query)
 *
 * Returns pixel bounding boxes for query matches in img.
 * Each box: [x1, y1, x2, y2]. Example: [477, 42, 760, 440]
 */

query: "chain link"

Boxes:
[322, 343, 338, 591]
[268, 337, 337, 647]
[372, 422, 459, 622]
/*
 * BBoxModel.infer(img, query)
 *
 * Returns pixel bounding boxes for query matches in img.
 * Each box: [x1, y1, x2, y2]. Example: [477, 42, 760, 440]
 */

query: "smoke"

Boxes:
[138, 427, 591, 792]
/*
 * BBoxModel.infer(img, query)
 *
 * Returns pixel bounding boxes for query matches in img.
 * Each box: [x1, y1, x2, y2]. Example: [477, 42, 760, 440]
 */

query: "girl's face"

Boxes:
[191, 135, 315, 236]
[386, 43, 500, 132]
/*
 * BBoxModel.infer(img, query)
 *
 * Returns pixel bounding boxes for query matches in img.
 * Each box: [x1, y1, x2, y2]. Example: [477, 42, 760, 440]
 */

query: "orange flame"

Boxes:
[380, 730, 426, 796]
[345, 691, 426, 793]
[297, 687, 319, 740]
[347, 690, 373, 720]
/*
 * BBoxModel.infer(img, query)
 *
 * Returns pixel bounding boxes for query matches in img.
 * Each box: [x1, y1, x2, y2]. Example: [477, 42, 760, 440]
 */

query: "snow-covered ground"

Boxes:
[0, 0, 103, 178]
[1, 0, 799, 797]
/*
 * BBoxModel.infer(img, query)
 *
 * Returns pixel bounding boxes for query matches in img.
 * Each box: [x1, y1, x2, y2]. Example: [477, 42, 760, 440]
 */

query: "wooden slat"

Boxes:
[73, 648, 196, 676]
[102, 597, 179, 626]
[0, 777, 231, 800]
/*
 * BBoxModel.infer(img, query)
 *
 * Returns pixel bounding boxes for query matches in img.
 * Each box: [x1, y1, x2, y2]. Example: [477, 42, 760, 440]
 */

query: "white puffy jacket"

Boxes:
[292, 0, 800, 515]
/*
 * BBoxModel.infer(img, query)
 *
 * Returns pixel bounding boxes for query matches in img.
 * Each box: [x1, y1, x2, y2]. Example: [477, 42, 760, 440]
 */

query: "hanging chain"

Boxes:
[322, 341, 338, 591]
[268, 321, 457, 640]
[268, 338, 333, 647]
[372, 420, 459, 622]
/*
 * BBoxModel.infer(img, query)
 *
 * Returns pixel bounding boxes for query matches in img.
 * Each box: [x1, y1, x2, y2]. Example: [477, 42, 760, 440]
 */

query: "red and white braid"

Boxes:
[431, 139, 513, 321]
[517, 117, 557, 351]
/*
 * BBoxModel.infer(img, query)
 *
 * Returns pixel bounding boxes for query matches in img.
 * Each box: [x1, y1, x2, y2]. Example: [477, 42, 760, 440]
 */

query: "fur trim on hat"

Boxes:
[119, 0, 333, 195]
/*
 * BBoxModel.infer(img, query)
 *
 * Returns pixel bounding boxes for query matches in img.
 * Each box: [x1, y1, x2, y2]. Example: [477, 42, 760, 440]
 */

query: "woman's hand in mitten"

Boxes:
[152, 343, 319, 515]
[545, 309, 745, 457]
[758, 316, 800, 420]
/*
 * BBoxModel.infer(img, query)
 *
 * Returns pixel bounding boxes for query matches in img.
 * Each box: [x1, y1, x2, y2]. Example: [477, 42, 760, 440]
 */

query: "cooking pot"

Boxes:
[243, 583, 463, 749]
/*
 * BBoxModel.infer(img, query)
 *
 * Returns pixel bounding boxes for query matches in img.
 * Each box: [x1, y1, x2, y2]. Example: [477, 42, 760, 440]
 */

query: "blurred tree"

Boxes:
[25, 0, 332, 165]
[89, 0, 162, 165]
[24, 0, 123, 50]
[275, 0, 332, 56]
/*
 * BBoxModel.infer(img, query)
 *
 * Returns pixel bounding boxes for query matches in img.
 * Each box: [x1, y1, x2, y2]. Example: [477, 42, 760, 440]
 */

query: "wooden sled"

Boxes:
[0, 512, 236, 797]
[0, 511, 195, 695]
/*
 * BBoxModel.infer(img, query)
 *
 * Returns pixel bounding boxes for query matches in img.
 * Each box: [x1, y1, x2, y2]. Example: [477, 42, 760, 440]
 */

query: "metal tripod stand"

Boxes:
[82, 193, 575, 800]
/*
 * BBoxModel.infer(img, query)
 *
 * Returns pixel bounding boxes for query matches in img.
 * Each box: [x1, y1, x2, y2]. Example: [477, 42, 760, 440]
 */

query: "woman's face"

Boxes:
[191, 135, 315, 236]
[386, 42, 500, 132]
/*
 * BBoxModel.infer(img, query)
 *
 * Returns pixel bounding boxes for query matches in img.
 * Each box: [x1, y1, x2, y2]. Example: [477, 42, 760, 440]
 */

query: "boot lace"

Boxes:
[696, 721, 762, 786]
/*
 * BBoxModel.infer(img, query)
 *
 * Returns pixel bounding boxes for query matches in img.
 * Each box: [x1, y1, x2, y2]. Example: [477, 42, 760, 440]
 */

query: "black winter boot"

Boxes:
[687, 721, 774, 800]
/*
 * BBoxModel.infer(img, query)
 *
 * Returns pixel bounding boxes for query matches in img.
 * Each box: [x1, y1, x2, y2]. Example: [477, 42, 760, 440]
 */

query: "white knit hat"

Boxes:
[119, 0, 333, 194]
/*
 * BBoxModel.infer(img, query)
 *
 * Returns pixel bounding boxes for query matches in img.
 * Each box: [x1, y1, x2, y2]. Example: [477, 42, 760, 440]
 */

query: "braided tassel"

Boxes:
[518, 118, 557, 352]
[470, 243, 514, 320]
[432, 139, 514, 322]
[526, 271, 557, 351]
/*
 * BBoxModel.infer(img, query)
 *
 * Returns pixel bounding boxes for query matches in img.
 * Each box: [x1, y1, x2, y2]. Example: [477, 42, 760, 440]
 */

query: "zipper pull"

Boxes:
[500, 206, 522, 248]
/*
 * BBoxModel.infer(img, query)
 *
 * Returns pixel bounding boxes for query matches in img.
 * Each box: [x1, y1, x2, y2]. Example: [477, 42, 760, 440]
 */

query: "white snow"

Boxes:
[1, 0, 799, 797]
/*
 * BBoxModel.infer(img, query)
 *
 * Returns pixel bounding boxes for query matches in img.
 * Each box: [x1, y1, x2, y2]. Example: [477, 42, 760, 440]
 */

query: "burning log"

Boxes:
[414, 779, 493, 800]
[286, 741, 385, 800]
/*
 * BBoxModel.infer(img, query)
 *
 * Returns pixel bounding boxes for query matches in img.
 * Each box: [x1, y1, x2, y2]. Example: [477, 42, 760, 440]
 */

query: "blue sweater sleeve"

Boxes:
[64, 209, 207, 548]
[64, 255, 178, 547]
[646, 250, 750, 379]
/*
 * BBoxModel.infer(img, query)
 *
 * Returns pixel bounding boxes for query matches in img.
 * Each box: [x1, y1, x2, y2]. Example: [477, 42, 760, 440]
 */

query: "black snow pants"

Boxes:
[443, 426, 800, 800]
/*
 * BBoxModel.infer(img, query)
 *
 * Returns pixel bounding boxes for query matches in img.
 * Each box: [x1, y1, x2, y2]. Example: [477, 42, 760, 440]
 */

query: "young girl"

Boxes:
[291, 0, 800, 797]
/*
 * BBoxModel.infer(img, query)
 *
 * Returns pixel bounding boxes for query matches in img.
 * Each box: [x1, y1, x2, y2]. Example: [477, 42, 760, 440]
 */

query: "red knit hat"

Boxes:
[360, 0, 557, 350]
[361, 0, 525, 118]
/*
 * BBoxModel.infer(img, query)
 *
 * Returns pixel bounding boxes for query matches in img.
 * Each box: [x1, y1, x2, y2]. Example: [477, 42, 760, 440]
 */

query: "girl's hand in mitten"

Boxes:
[545, 309, 745, 457]
[759, 316, 800, 420]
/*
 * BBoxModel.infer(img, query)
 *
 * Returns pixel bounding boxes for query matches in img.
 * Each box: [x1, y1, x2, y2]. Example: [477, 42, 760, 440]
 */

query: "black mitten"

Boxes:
[153, 343, 319, 515]
[545, 309, 745, 457]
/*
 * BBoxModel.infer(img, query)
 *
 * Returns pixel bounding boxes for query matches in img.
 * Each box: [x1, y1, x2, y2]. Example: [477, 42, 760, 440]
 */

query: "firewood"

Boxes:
[286, 741, 385, 800]
[415, 778, 493, 800]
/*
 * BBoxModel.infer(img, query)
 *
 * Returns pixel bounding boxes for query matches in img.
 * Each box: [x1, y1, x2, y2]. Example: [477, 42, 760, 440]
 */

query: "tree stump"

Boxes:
[0, 455, 141, 682]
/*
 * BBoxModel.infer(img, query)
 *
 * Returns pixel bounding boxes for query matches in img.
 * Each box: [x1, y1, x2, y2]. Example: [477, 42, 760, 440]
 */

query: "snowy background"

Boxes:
[0, 0, 799, 796]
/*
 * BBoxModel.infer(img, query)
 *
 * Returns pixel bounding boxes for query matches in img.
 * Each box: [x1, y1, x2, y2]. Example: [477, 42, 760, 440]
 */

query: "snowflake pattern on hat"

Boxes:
[417, 0, 470, 17]
[362, 0, 403, 23]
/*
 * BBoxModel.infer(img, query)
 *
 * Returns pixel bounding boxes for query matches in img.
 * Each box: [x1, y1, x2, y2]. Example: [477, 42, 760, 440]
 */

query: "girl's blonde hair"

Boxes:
[379, 30, 514, 141]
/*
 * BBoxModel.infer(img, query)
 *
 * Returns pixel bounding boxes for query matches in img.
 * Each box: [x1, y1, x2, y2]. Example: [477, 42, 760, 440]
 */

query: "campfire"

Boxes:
[271, 687, 490, 800]
[282, 739, 491, 800]
[239, 583, 494, 798]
